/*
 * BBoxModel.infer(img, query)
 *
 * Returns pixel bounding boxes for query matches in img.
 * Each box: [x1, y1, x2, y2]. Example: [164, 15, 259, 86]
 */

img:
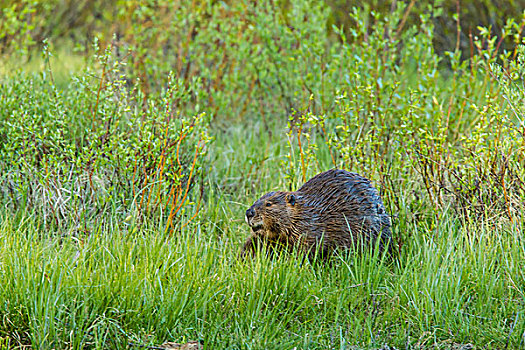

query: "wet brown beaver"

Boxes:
[241, 169, 392, 259]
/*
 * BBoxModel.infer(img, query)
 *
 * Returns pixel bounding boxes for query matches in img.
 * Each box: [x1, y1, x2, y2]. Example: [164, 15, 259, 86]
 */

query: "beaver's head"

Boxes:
[245, 191, 297, 239]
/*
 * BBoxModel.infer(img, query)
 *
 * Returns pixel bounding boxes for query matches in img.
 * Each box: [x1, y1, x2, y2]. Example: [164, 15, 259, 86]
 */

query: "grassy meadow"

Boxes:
[1, 1, 525, 349]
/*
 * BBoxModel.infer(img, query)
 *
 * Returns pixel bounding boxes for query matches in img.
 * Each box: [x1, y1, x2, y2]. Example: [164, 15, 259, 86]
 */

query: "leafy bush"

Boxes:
[0, 46, 210, 233]
[283, 6, 525, 229]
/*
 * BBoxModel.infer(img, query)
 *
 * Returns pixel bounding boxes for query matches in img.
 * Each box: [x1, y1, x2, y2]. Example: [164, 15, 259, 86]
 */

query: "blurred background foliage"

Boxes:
[328, 0, 525, 58]
[2, 0, 524, 59]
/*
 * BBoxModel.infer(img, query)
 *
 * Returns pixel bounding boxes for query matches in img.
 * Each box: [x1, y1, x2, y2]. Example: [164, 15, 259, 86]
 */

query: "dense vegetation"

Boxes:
[1, 1, 524, 349]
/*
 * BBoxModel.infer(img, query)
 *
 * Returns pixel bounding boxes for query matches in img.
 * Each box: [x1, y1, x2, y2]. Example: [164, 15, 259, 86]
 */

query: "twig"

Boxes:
[128, 342, 165, 350]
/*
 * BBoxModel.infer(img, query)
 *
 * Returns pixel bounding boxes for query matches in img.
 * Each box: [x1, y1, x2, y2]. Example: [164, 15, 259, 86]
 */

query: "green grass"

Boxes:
[0, 45, 86, 90]
[1, 115, 524, 348]
[1, 202, 524, 349]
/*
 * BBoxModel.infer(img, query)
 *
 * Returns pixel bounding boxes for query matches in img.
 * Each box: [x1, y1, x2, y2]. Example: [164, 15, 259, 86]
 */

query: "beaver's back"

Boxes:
[295, 169, 391, 253]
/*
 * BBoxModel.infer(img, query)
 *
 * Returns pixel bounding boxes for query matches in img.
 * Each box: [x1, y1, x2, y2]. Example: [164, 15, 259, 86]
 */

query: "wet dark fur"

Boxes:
[241, 169, 392, 259]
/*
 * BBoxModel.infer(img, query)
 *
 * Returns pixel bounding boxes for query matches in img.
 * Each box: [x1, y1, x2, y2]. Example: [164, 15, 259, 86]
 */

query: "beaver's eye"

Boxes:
[265, 202, 272, 207]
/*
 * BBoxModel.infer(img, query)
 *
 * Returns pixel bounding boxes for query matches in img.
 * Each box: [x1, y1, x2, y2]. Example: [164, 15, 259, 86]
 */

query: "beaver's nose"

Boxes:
[246, 208, 255, 218]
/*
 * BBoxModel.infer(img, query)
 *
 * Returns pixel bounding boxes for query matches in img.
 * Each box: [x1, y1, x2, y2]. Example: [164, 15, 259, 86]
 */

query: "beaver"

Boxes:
[241, 169, 392, 259]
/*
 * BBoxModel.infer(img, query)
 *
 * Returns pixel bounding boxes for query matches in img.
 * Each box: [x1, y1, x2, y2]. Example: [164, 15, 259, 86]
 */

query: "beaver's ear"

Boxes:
[286, 194, 296, 206]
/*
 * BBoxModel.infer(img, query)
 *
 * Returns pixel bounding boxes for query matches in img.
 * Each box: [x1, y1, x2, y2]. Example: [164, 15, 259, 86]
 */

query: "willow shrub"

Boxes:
[284, 7, 525, 236]
[0, 45, 211, 234]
